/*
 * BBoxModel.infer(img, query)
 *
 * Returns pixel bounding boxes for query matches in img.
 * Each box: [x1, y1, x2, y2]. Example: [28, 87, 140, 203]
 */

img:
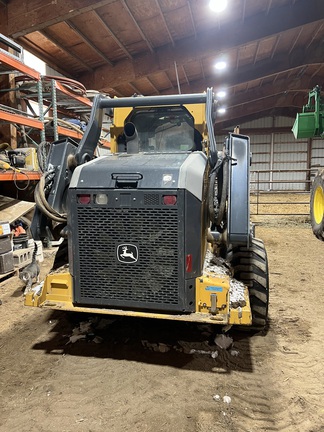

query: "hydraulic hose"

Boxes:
[34, 174, 67, 223]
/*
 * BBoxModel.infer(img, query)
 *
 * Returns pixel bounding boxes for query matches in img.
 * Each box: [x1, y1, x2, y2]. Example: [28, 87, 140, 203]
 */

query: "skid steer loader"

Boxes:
[26, 88, 269, 329]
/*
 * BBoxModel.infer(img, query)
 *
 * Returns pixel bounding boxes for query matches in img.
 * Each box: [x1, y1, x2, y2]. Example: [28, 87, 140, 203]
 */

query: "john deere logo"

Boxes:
[117, 244, 138, 263]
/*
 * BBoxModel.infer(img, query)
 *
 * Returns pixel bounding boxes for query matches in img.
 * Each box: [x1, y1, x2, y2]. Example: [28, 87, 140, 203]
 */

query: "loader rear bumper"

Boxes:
[25, 272, 252, 326]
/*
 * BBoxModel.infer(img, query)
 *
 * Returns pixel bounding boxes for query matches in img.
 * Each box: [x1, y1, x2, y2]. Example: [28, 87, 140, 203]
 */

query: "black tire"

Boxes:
[310, 172, 324, 241]
[227, 238, 269, 329]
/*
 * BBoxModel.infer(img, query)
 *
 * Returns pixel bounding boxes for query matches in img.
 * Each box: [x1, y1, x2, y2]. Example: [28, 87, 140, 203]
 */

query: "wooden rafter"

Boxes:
[93, 10, 133, 60]
[40, 30, 93, 71]
[187, 1, 197, 38]
[66, 20, 114, 66]
[153, 0, 175, 46]
[120, 0, 154, 53]
[8, 0, 117, 38]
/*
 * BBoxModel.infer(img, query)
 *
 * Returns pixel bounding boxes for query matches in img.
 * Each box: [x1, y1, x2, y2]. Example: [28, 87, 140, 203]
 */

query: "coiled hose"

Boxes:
[34, 171, 67, 223]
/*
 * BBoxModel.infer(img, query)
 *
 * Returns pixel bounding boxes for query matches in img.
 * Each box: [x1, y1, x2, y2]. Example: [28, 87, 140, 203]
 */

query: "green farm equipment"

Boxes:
[293, 86, 324, 240]
[292, 85, 324, 139]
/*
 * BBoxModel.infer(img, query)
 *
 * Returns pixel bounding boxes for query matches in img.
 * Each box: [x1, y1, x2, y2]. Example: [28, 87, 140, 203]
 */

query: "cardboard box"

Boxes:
[0, 222, 11, 237]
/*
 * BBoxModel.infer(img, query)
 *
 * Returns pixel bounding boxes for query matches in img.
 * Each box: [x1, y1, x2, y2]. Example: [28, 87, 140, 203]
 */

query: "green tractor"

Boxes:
[292, 86, 324, 240]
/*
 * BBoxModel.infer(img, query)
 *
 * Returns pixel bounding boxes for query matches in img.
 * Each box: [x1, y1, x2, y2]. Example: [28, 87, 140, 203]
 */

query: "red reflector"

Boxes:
[186, 254, 192, 273]
[77, 194, 91, 204]
[163, 195, 177, 205]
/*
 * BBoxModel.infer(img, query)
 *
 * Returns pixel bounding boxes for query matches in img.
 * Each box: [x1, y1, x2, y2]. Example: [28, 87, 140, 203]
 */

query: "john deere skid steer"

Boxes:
[26, 89, 269, 329]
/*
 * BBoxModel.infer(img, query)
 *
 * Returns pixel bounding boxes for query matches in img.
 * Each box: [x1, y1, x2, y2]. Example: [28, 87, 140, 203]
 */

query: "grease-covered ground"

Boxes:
[0, 219, 323, 432]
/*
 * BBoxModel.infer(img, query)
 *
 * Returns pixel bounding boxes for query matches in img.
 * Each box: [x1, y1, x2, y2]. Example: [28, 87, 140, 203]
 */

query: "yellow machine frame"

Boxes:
[25, 271, 252, 325]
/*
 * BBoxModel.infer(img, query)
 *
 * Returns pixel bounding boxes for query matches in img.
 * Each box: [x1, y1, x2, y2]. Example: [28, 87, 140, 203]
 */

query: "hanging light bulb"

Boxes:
[215, 61, 227, 70]
[209, 0, 228, 13]
[216, 90, 227, 98]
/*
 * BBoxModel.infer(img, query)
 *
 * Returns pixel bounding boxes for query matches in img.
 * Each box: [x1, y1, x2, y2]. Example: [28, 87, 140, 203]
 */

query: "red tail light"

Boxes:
[162, 195, 177, 205]
[77, 194, 91, 204]
[186, 254, 192, 273]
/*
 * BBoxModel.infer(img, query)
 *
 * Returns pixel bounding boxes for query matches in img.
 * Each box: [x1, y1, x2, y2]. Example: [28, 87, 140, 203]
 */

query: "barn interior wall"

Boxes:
[217, 116, 323, 192]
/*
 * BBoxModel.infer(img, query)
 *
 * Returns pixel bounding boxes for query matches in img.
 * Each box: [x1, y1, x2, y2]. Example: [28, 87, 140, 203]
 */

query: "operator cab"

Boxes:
[118, 106, 203, 153]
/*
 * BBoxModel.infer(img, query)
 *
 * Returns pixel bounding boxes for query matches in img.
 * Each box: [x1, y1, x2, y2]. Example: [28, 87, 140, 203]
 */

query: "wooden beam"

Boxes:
[215, 93, 304, 125]
[153, 0, 174, 46]
[79, 0, 324, 91]
[40, 30, 94, 72]
[157, 44, 322, 97]
[7, 0, 117, 38]
[216, 107, 298, 130]
[221, 75, 317, 108]
[187, 0, 197, 38]
[66, 20, 114, 66]
[93, 10, 133, 60]
[120, 0, 154, 53]
[18, 36, 74, 78]
[0, 2, 8, 32]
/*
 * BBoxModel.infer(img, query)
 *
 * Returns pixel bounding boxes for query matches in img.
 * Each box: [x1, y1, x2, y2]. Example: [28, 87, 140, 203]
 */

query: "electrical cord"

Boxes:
[13, 170, 30, 191]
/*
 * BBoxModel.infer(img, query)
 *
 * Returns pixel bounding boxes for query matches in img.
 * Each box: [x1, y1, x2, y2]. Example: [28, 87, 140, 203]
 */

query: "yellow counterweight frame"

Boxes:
[25, 271, 252, 326]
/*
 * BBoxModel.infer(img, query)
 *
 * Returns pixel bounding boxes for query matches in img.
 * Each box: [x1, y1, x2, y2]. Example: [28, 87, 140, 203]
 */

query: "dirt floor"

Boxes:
[0, 217, 323, 431]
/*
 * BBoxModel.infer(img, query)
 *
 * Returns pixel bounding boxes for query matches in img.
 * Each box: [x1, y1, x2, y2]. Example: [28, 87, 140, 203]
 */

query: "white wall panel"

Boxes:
[216, 117, 323, 191]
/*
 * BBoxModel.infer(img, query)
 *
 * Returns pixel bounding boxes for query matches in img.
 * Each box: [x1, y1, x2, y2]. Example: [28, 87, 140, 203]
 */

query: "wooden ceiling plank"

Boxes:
[271, 34, 281, 59]
[110, 87, 123, 97]
[216, 92, 304, 125]
[226, 75, 318, 108]
[8, 0, 117, 39]
[153, 0, 175, 46]
[120, 0, 154, 53]
[164, 71, 174, 89]
[306, 21, 324, 49]
[146, 76, 159, 94]
[66, 20, 114, 66]
[311, 64, 323, 79]
[289, 27, 303, 55]
[40, 30, 93, 71]
[129, 82, 141, 94]
[236, 47, 240, 70]
[200, 59, 205, 80]
[187, 0, 197, 38]
[182, 65, 190, 85]
[79, 1, 324, 90]
[18, 36, 74, 77]
[159, 41, 324, 96]
[253, 41, 261, 65]
[93, 10, 133, 60]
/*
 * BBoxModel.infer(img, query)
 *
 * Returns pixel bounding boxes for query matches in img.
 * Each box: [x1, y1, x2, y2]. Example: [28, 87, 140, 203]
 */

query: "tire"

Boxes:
[310, 171, 324, 241]
[227, 238, 269, 329]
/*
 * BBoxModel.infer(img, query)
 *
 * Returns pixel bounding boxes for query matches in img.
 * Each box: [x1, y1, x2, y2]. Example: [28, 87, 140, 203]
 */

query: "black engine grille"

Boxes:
[74, 204, 183, 310]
